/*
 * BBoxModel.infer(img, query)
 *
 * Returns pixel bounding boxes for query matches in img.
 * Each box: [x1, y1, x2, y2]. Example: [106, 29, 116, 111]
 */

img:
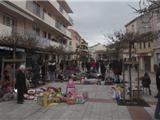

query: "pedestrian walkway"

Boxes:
[0, 82, 157, 120]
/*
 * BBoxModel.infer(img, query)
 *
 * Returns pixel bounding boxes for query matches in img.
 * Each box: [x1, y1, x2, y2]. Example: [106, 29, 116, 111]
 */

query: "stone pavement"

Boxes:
[0, 78, 158, 120]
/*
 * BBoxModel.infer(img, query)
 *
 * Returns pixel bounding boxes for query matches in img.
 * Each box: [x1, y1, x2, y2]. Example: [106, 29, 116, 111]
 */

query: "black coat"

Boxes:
[16, 70, 27, 92]
[156, 68, 160, 92]
[142, 76, 151, 88]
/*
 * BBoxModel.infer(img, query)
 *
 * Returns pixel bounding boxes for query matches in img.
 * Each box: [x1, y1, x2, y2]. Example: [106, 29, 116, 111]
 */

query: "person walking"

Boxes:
[48, 60, 56, 81]
[155, 64, 160, 119]
[141, 72, 151, 95]
[15, 65, 27, 104]
[100, 61, 106, 81]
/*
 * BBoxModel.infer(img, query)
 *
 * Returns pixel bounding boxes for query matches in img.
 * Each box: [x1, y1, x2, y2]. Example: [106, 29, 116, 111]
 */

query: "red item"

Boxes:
[90, 60, 96, 68]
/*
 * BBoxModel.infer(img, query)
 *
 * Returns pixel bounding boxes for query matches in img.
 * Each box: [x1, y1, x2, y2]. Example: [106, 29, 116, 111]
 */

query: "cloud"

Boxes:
[68, 1, 139, 46]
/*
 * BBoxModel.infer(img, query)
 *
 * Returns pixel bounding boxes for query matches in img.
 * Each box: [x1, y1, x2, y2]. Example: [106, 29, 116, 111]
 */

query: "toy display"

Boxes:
[24, 80, 89, 107]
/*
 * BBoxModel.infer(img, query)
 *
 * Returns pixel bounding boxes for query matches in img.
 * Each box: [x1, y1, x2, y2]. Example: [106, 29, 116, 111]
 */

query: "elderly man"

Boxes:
[15, 65, 26, 104]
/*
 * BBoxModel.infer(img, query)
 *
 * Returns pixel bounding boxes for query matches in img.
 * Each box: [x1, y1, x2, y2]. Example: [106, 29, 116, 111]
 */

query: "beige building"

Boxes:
[89, 43, 107, 61]
[68, 28, 81, 52]
[0, 0, 73, 63]
[125, 15, 154, 72]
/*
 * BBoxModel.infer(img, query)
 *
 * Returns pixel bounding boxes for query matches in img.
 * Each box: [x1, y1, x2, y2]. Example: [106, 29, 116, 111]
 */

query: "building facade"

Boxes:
[0, 0, 73, 64]
[125, 15, 155, 72]
[68, 28, 81, 52]
[89, 43, 107, 61]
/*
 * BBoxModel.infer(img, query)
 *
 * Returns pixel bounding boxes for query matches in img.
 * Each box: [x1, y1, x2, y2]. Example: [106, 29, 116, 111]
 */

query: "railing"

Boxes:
[44, 13, 56, 28]
[55, 22, 66, 34]
[48, 0, 73, 25]
[0, 24, 12, 36]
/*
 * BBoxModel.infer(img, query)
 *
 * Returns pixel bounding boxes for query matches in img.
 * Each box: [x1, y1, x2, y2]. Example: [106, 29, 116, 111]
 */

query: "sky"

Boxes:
[68, 0, 140, 46]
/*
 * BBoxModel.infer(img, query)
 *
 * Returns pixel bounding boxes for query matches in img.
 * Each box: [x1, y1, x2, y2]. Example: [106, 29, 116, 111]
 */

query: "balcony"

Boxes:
[44, 13, 56, 28]
[0, 24, 12, 36]
[48, 0, 73, 25]
[55, 22, 71, 38]
[38, 37, 61, 48]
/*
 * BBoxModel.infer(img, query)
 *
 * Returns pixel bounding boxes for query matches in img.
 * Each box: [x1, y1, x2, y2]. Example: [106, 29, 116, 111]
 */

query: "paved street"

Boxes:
[0, 73, 158, 120]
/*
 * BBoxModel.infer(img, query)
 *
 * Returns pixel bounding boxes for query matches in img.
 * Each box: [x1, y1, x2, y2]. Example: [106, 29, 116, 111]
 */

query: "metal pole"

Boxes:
[13, 42, 16, 88]
[129, 42, 132, 100]
[137, 58, 140, 100]
[1, 58, 4, 82]
[122, 61, 126, 101]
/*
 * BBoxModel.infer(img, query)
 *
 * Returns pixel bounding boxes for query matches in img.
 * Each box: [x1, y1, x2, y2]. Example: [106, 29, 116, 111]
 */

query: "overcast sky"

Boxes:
[68, 0, 140, 46]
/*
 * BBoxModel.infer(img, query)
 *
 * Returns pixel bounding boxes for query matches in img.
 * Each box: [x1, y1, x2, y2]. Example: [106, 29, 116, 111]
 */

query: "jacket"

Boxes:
[156, 68, 160, 92]
[15, 70, 27, 92]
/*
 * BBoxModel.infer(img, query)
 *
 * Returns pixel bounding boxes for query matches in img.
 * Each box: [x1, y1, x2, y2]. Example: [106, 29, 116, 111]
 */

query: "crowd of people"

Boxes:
[0, 59, 159, 118]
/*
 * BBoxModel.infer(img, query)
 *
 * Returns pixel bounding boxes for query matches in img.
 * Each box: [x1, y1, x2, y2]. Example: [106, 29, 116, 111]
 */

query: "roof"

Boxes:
[89, 43, 106, 48]
[125, 15, 141, 27]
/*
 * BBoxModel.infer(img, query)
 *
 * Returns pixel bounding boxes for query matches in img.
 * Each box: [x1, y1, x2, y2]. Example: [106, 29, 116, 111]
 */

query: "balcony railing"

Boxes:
[0, 23, 12, 36]
[44, 13, 56, 28]
[48, 0, 73, 25]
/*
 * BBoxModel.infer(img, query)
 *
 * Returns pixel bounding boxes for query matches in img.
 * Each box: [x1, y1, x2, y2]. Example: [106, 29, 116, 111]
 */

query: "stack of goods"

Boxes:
[24, 89, 36, 100]
[36, 87, 66, 107]
[24, 78, 89, 107]
[66, 79, 88, 105]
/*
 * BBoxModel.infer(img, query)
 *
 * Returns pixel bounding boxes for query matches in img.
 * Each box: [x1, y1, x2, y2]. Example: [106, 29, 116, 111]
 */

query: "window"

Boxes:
[69, 41, 72, 46]
[26, 1, 42, 18]
[59, 5, 64, 13]
[48, 12, 52, 17]
[43, 31, 47, 38]
[148, 42, 150, 48]
[33, 24, 40, 36]
[143, 42, 146, 48]
[48, 33, 51, 39]
[3, 15, 13, 27]
[140, 42, 142, 49]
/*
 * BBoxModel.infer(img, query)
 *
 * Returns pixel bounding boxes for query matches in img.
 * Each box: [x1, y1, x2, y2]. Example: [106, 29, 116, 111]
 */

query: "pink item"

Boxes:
[66, 78, 76, 94]
[67, 79, 75, 88]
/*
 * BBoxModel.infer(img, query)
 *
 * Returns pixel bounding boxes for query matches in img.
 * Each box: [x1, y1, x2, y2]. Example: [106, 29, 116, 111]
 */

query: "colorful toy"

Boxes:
[76, 95, 85, 104]
[66, 97, 76, 105]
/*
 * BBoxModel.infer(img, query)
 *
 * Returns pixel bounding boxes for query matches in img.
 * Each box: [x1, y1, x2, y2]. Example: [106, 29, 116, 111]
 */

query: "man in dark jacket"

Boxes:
[100, 61, 106, 81]
[16, 65, 26, 104]
[155, 64, 160, 119]
[48, 60, 56, 81]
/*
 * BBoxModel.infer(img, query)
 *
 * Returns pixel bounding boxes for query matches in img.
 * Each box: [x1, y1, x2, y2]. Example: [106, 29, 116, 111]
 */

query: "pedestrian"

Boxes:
[86, 62, 91, 72]
[60, 60, 64, 72]
[32, 63, 40, 87]
[100, 61, 106, 81]
[48, 60, 56, 81]
[141, 72, 151, 95]
[155, 63, 160, 119]
[15, 65, 27, 104]
[41, 62, 46, 84]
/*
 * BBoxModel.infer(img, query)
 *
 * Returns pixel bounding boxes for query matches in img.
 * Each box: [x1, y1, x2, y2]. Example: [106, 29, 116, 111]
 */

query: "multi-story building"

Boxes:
[77, 39, 89, 61]
[89, 43, 107, 61]
[68, 28, 81, 60]
[125, 15, 155, 72]
[0, 0, 73, 64]
[150, 7, 160, 66]
[68, 28, 81, 52]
